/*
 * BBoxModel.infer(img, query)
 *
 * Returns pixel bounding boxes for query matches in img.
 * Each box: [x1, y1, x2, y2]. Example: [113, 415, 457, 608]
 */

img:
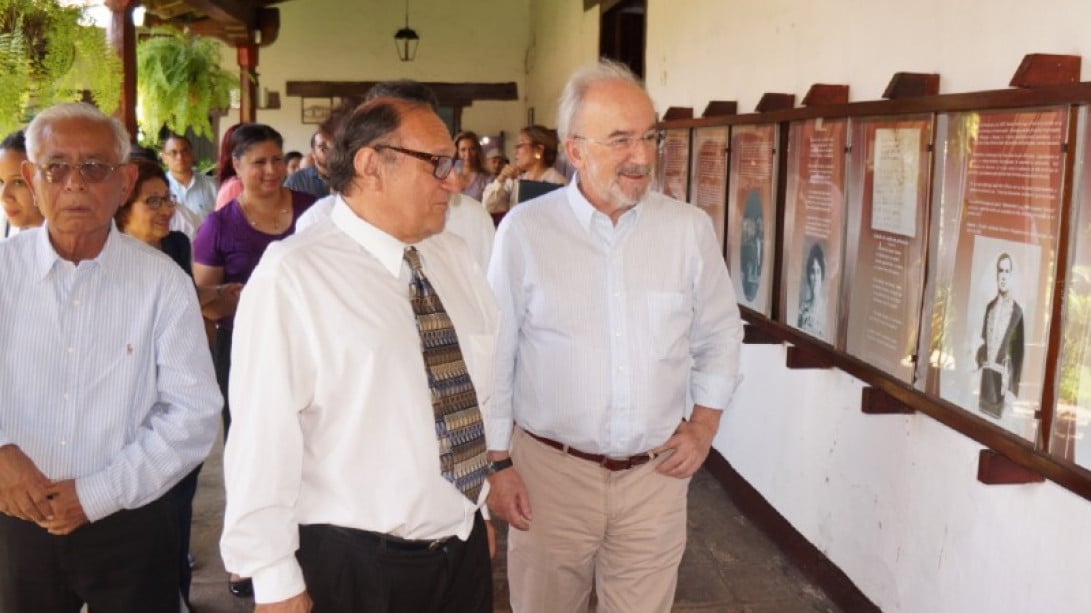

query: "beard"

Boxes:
[582, 154, 653, 210]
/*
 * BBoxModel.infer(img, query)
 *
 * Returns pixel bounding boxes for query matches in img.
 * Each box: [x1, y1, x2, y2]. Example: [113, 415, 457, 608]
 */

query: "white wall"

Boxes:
[643, 1, 1091, 611]
[646, 0, 1091, 115]
[238, 0, 531, 157]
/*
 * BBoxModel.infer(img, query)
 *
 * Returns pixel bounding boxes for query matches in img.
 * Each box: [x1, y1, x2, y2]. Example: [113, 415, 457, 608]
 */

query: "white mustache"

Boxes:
[618, 165, 651, 177]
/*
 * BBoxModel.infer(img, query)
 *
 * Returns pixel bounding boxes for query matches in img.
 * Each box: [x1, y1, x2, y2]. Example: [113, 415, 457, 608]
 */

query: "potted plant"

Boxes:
[0, 0, 121, 135]
[137, 27, 237, 143]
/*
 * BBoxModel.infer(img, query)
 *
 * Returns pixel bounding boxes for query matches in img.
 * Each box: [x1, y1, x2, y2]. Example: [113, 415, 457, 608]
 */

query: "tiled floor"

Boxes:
[187, 437, 840, 612]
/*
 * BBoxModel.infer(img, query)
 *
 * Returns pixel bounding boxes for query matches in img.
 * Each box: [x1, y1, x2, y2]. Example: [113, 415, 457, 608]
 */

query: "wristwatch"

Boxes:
[486, 457, 514, 475]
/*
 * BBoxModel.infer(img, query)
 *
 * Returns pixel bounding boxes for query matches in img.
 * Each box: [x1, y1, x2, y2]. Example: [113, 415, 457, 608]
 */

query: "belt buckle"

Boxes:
[427, 537, 446, 551]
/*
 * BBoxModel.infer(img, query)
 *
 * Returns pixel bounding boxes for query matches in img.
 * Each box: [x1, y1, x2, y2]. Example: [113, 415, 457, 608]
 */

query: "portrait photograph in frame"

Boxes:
[919, 107, 1068, 442]
[781, 117, 848, 345]
[725, 124, 777, 315]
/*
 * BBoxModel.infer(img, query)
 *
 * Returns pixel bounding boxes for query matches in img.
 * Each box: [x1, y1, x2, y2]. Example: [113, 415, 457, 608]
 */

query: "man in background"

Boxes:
[284, 129, 331, 198]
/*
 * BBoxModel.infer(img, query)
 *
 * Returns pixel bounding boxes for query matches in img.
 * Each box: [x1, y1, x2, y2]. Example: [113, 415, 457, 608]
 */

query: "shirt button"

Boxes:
[67, 347, 75, 354]
[63, 393, 71, 401]
[59, 440, 67, 446]
[72, 300, 80, 306]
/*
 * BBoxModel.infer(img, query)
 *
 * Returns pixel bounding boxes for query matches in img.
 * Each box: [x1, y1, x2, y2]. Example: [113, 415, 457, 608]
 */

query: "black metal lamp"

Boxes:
[394, 0, 419, 62]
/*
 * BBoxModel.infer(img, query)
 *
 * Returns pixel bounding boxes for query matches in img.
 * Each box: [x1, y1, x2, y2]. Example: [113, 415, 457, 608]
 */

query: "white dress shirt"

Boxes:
[486, 178, 744, 456]
[295, 193, 495, 270]
[0, 226, 221, 521]
[169, 203, 201, 240]
[221, 197, 499, 604]
[167, 171, 218, 223]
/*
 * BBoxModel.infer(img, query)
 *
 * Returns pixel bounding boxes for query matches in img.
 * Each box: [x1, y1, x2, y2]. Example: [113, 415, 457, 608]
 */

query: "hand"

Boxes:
[0, 445, 54, 522]
[38, 480, 88, 535]
[499, 164, 520, 181]
[486, 519, 496, 559]
[653, 407, 722, 479]
[256, 591, 313, 612]
[486, 467, 532, 531]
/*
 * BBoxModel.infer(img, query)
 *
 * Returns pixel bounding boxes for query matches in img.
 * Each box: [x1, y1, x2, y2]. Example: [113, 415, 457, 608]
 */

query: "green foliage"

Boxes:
[137, 28, 237, 143]
[0, 0, 121, 135]
[1057, 266, 1091, 406]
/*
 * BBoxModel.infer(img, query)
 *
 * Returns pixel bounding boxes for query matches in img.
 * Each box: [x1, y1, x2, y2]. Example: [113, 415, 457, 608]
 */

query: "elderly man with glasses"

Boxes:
[485, 60, 745, 613]
[0, 102, 221, 612]
[221, 96, 499, 612]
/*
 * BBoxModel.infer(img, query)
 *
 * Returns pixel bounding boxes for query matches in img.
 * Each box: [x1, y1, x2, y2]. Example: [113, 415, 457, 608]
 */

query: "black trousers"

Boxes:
[170, 464, 202, 601]
[297, 513, 492, 613]
[212, 325, 233, 436]
[0, 495, 179, 613]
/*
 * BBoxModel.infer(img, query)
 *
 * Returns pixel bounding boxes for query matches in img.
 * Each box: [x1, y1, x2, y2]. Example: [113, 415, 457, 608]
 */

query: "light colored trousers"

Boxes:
[507, 427, 690, 613]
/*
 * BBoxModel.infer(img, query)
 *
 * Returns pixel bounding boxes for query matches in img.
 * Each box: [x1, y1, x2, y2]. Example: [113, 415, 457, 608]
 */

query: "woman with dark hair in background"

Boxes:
[797, 242, 828, 339]
[192, 124, 316, 598]
[453, 130, 489, 201]
[214, 123, 243, 210]
[114, 159, 234, 609]
[482, 124, 566, 214]
[0, 130, 43, 238]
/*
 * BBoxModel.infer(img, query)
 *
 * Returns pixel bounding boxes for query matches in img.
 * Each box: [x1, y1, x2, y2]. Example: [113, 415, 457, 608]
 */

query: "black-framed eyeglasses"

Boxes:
[372, 145, 455, 180]
[35, 161, 124, 184]
[141, 195, 177, 210]
[571, 129, 665, 151]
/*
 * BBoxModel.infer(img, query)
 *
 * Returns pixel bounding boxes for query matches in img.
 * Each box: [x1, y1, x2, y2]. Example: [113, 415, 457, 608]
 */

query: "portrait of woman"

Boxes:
[797, 242, 828, 339]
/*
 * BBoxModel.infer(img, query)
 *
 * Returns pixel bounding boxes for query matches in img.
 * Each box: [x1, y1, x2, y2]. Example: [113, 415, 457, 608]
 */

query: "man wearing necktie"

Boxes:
[221, 96, 499, 613]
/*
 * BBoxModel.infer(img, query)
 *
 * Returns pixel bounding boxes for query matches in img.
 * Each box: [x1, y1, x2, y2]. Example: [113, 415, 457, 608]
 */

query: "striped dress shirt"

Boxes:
[486, 179, 744, 456]
[0, 226, 221, 522]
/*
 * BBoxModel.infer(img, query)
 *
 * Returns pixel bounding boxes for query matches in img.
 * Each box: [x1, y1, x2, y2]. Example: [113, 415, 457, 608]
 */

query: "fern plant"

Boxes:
[137, 27, 238, 142]
[0, 0, 121, 135]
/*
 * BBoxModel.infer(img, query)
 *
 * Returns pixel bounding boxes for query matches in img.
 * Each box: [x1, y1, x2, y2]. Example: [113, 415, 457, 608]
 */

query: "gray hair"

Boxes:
[25, 102, 131, 164]
[556, 59, 645, 141]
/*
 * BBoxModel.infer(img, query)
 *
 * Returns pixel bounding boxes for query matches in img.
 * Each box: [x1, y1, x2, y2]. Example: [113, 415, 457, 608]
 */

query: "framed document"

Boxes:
[781, 118, 849, 345]
[918, 107, 1069, 442]
[688, 126, 729, 250]
[842, 115, 933, 383]
[1052, 105, 1091, 469]
[657, 128, 691, 201]
[725, 123, 777, 316]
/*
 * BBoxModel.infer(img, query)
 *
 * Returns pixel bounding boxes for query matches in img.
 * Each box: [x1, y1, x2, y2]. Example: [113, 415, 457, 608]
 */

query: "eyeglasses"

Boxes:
[372, 145, 455, 180]
[35, 161, 124, 184]
[141, 195, 177, 210]
[572, 130, 665, 151]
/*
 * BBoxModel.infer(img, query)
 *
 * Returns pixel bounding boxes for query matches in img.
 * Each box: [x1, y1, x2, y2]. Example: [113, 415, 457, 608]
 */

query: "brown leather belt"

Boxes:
[525, 430, 657, 471]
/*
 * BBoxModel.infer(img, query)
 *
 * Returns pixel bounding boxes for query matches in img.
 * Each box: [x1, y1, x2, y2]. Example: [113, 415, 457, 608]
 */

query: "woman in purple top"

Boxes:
[192, 123, 315, 597]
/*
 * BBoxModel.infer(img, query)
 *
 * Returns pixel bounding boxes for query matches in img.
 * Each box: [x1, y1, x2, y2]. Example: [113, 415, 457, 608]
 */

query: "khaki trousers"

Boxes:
[507, 427, 690, 613]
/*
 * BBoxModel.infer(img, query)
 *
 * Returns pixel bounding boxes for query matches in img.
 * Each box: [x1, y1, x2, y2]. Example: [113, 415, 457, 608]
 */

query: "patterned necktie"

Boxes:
[404, 246, 487, 503]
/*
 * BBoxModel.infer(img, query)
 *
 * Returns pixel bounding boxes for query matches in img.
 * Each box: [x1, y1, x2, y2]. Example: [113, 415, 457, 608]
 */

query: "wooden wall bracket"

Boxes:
[786, 345, 833, 370]
[860, 387, 915, 415]
[882, 72, 940, 99]
[1009, 53, 1081, 88]
[702, 100, 738, 118]
[662, 106, 694, 120]
[755, 93, 795, 112]
[977, 449, 1046, 485]
[743, 323, 782, 345]
[801, 83, 849, 107]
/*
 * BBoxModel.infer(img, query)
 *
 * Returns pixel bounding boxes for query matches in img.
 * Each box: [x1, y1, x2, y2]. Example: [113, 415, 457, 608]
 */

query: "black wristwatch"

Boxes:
[486, 458, 514, 475]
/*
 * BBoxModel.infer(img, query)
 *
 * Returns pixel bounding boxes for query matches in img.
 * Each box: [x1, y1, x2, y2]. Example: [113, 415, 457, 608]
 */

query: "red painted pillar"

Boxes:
[104, 0, 137, 138]
[237, 43, 259, 123]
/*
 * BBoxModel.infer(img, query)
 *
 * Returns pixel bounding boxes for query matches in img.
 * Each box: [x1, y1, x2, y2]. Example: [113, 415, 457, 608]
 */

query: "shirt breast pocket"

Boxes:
[647, 291, 691, 361]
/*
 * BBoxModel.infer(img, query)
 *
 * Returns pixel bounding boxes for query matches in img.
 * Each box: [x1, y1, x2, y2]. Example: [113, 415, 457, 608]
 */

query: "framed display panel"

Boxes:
[657, 127, 691, 201]
[918, 106, 1069, 443]
[1052, 105, 1091, 469]
[725, 123, 778, 316]
[688, 125, 729, 250]
[781, 118, 849, 346]
[841, 115, 934, 383]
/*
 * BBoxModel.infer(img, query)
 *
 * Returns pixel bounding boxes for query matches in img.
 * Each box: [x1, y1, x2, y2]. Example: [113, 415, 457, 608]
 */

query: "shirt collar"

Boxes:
[565, 173, 643, 233]
[33, 221, 124, 280]
[330, 195, 410, 278]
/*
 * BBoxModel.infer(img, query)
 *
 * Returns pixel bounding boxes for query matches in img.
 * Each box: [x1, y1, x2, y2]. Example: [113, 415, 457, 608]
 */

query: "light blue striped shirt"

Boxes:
[0, 225, 221, 522]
